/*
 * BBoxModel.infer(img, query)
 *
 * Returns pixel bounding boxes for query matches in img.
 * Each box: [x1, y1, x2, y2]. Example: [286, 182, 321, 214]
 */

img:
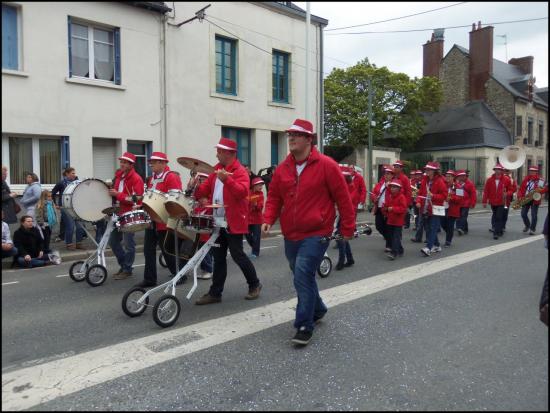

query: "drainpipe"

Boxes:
[160, 14, 168, 153]
[319, 23, 324, 153]
[305, 2, 310, 120]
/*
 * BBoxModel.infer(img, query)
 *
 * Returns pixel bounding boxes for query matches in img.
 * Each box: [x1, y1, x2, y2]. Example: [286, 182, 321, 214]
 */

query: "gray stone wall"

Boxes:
[486, 77, 515, 135]
[440, 48, 469, 108]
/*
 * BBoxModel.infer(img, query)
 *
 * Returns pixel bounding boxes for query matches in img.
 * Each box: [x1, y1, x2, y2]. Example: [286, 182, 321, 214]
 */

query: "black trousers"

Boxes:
[209, 229, 260, 297]
[143, 227, 186, 283]
[375, 210, 390, 248]
[387, 225, 403, 255]
[491, 205, 506, 236]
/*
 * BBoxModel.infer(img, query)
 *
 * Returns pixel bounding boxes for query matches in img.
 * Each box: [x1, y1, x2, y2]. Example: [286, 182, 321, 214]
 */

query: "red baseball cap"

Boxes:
[118, 152, 136, 164]
[215, 137, 238, 152]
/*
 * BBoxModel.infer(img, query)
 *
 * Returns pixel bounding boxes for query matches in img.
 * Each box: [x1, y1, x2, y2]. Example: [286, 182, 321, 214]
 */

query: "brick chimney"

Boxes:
[469, 21, 494, 101]
[423, 29, 444, 78]
[508, 56, 534, 75]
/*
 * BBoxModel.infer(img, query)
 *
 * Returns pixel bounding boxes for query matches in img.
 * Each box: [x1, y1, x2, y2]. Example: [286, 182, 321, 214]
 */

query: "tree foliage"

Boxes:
[324, 58, 442, 151]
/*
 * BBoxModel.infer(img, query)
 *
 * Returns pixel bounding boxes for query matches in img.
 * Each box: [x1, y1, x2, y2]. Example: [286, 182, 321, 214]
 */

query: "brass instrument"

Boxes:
[411, 185, 419, 198]
[511, 188, 542, 209]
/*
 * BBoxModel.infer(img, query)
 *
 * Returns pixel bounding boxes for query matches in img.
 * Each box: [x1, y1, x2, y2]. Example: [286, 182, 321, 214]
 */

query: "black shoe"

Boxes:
[343, 260, 354, 267]
[493, 235, 498, 240]
[292, 327, 313, 346]
[313, 312, 326, 324]
[410, 238, 422, 243]
[135, 280, 157, 288]
[386, 253, 396, 260]
[335, 262, 345, 271]
[489, 228, 494, 233]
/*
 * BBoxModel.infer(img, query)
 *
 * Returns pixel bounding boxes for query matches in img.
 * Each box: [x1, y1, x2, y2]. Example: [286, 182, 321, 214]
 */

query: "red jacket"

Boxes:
[264, 146, 355, 241]
[394, 172, 412, 205]
[195, 158, 250, 234]
[370, 178, 390, 215]
[112, 167, 144, 215]
[482, 174, 511, 206]
[518, 175, 548, 206]
[352, 172, 367, 206]
[146, 167, 182, 231]
[459, 178, 477, 208]
[417, 174, 447, 216]
[248, 190, 264, 225]
[383, 191, 408, 226]
[445, 181, 462, 218]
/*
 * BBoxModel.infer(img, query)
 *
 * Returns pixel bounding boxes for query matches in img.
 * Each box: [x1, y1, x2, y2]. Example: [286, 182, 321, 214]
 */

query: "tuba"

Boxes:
[499, 145, 526, 208]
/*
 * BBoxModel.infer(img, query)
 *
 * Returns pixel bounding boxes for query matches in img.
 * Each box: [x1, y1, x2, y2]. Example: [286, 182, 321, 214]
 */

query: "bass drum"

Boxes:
[166, 217, 197, 241]
[62, 179, 112, 222]
[142, 189, 168, 224]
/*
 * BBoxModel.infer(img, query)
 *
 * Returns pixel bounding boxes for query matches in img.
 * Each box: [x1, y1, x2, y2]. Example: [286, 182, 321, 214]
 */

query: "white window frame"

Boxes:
[1, 2, 24, 73]
[71, 20, 115, 84]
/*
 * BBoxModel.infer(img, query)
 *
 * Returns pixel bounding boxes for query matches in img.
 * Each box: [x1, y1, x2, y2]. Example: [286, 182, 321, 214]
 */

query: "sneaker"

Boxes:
[523, 226, 529, 232]
[412, 226, 417, 231]
[335, 261, 345, 271]
[421, 247, 431, 256]
[457, 229, 464, 236]
[431, 246, 442, 253]
[314, 312, 326, 324]
[54, 237, 62, 243]
[493, 234, 499, 240]
[135, 280, 157, 288]
[344, 260, 354, 267]
[114, 271, 133, 280]
[384, 247, 391, 252]
[195, 293, 222, 305]
[386, 253, 396, 260]
[248, 253, 258, 259]
[443, 242, 451, 248]
[291, 326, 313, 346]
[529, 230, 535, 235]
[489, 228, 494, 233]
[197, 270, 213, 280]
[245, 283, 262, 300]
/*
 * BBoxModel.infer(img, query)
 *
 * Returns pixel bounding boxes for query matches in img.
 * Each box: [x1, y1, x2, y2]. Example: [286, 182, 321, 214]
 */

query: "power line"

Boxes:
[325, 2, 468, 32]
[325, 17, 548, 35]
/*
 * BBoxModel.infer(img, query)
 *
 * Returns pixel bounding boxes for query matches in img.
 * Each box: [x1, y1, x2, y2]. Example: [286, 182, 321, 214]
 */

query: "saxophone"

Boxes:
[511, 188, 541, 209]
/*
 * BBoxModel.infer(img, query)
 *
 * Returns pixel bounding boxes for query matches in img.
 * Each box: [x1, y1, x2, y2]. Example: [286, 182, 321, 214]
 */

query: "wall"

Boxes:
[440, 47, 469, 108]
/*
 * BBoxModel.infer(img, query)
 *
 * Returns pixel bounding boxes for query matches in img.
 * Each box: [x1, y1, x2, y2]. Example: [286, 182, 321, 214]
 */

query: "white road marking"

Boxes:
[55, 274, 69, 278]
[1, 235, 542, 411]
[1, 281, 19, 286]
[260, 246, 278, 250]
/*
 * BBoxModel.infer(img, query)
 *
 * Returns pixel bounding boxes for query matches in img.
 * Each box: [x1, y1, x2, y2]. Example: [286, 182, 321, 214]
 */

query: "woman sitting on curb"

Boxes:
[13, 215, 50, 268]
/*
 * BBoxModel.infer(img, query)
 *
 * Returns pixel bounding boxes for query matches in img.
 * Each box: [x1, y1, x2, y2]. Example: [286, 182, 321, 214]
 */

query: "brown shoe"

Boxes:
[113, 268, 124, 276]
[245, 283, 262, 300]
[75, 243, 86, 250]
[195, 293, 222, 305]
[114, 271, 133, 280]
[66, 243, 76, 250]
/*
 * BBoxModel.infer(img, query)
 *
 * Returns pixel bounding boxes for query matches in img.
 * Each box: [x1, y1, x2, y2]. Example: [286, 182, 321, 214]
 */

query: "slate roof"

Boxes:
[449, 45, 548, 109]
[129, 2, 172, 14]
[416, 101, 512, 151]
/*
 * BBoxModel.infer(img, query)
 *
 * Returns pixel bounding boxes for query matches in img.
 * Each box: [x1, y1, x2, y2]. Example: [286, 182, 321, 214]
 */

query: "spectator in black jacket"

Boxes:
[13, 215, 50, 268]
[2, 166, 19, 224]
[540, 213, 548, 326]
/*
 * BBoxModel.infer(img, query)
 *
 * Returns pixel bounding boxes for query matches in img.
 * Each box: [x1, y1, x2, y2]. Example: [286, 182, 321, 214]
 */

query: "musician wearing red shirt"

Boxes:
[410, 170, 425, 239]
[503, 169, 517, 232]
[441, 170, 462, 247]
[518, 166, 548, 235]
[194, 138, 262, 305]
[482, 163, 511, 240]
[416, 162, 447, 256]
[392, 161, 412, 229]
[245, 177, 265, 258]
[136, 152, 184, 288]
[350, 165, 367, 210]
[109, 152, 144, 279]
[371, 166, 395, 253]
[455, 170, 477, 235]
[262, 119, 355, 346]
[383, 180, 407, 260]
[336, 166, 358, 270]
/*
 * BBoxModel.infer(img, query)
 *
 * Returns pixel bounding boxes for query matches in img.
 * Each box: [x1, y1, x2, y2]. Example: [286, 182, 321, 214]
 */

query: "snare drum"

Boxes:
[62, 178, 112, 222]
[189, 214, 214, 233]
[116, 210, 151, 232]
[164, 190, 193, 219]
[166, 217, 196, 241]
[141, 189, 168, 224]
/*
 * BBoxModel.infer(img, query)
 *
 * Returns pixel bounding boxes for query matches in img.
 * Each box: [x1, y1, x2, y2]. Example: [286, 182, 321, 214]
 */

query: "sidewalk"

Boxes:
[3, 204, 545, 269]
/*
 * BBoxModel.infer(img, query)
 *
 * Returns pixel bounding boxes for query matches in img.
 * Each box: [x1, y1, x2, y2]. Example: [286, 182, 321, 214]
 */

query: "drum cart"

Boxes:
[69, 213, 117, 287]
[122, 218, 225, 328]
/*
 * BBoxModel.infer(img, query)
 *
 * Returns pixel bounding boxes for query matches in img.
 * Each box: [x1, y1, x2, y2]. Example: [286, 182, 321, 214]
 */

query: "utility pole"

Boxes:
[367, 78, 374, 209]
[305, 2, 311, 120]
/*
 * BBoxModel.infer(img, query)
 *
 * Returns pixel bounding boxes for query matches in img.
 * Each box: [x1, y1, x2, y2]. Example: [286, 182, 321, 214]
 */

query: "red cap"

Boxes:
[118, 152, 136, 164]
[393, 160, 404, 167]
[340, 165, 353, 176]
[388, 179, 402, 188]
[493, 163, 505, 170]
[148, 151, 169, 162]
[215, 137, 238, 152]
[285, 119, 314, 136]
[196, 172, 209, 179]
[445, 170, 456, 176]
[383, 165, 395, 174]
[424, 161, 440, 170]
[251, 177, 265, 186]
[455, 170, 467, 177]
[528, 166, 539, 172]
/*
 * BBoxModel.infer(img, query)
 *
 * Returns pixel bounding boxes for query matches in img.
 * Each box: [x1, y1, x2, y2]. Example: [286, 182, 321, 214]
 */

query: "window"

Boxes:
[271, 132, 279, 165]
[127, 141, 152, 182]
[272, 50, 289, 103]
[215, 36, 236, 95]
[68, 17, 120, 84]
[527, 117, 533, 145]
[2, 4, 19, 70]
[8, 137, 61, 185]
[222, 127, 251, 167]
[515, 116, 522, 137]
[538, 121, 544, 146]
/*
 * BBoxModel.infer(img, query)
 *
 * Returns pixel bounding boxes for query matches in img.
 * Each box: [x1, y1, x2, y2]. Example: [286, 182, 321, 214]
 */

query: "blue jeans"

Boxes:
[17, 256, 48, 268]
[456, 207, 470, 232]
[62, 210, 85, 245]
[521, 202, 539, 231]
[336, 240, 353, 264]
[425, 215, 441, 250]
[245, 224, 261, 256]
[284, 236, 329, 332]
[441, 215, 456, 244]
[2, 246, 18, 259]
[201, 248, 213, 273]
[413, 213, 427, 242]
[109, 229, 136, 273]
[94, 219, 107, 244]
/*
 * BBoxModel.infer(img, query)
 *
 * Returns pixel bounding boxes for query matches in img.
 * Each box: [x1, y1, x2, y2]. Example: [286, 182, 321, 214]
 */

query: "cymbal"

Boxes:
[177, 157, 214, 174]
[102, 206, 120, 215]
[204, 204, 226, 208]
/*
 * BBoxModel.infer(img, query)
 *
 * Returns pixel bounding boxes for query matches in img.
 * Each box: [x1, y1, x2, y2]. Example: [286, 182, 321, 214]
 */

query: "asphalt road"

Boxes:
[2, 208, 548, 411]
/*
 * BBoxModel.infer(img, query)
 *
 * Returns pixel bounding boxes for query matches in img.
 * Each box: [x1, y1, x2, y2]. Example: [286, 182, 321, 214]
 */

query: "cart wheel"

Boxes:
[158, 253, 168, 268]
[153, 294, 181, 328]
[122, 287, 149, 317]
[317, 256, 332, 278]
[85, 264, 108, 287]
[365, 226, 373, 236]
[69, 261, 87, 282]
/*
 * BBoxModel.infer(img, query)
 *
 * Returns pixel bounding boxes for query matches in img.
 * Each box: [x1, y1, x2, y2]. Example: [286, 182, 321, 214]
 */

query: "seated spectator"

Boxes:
[13, 215, 50, 268]
[2, 211, 18, 259]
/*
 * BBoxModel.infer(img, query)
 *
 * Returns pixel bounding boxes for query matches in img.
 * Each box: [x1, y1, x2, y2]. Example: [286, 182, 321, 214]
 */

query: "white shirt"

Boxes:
[296, 162, 307, 176]
[495, 179, 500, 191]
[378, 183, 387, 207]
[118, 177, 125, 193]
[213, 177, 225, 217]
[2, 221, 12, 245]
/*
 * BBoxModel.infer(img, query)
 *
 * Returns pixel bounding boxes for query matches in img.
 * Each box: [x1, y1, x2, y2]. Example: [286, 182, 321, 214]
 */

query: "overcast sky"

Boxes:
[294, 2, 548, 87]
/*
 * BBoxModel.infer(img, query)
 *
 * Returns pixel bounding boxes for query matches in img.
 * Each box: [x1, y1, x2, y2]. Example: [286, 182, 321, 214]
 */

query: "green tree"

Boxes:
[324, 59, 442, 151]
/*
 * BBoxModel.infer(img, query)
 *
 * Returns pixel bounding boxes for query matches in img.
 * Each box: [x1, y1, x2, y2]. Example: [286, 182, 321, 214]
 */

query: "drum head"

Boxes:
[71, 179, 111, 222]
[533, 191, 542, 201]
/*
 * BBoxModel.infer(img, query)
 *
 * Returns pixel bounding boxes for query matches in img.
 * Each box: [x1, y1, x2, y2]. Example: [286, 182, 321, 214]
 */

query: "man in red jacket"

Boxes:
[392, 160, 412, 229]
[518, 166, 548, 235]
[502, 169, 517, 232]
[371, 166, 394, 252]
[336, 166, 358, 270]
[351, 165, 367, 210]
[245, 177, 265, 258]
[194, 138, 262, 305]
[136, 152, 184, 288]
[383, 179, 407, 260]
[109, 152, 144, 279]
[262, 119, 355, 346]
[454, 170, 476, 235]
[482, 163, 511, 240]
[416, 162, 447, 256]
[441, 170, 462, 247]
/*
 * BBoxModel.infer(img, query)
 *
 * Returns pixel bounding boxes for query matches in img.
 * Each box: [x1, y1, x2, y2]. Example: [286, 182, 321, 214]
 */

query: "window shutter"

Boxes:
[114, 27, 121, 85]
[67, 16, 72, 77]
[61, 136, 70, 169]
[2, 5, 18, 70]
